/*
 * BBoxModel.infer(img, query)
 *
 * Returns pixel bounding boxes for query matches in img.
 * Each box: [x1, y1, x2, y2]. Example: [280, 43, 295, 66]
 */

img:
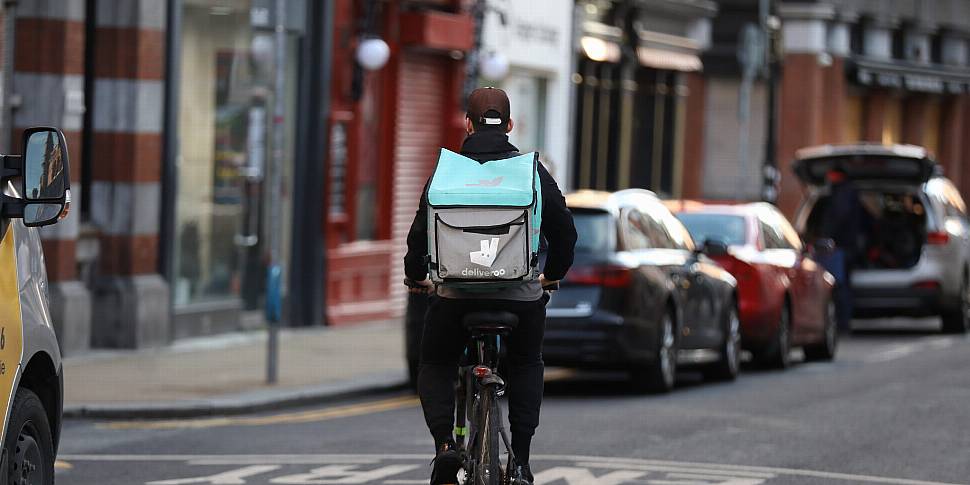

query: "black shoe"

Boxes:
[511, 463, 534, 485]
[430, 441, 461, 485]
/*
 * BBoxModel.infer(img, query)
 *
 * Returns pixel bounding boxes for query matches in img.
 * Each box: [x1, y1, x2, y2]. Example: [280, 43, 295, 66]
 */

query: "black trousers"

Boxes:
[417, 294, 547, 463]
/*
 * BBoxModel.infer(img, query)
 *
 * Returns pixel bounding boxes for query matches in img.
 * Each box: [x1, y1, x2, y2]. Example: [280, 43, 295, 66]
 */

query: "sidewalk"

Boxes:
[63, 319, 409, 419]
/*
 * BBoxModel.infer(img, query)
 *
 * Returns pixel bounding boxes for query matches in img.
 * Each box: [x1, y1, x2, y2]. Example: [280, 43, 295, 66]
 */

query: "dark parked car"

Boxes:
[541, 189, 739, 392]
[405, 189, 740, 393]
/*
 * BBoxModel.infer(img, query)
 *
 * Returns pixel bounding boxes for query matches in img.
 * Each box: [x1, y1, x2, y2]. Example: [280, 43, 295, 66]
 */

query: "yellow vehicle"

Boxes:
[0, 127, 72, 485]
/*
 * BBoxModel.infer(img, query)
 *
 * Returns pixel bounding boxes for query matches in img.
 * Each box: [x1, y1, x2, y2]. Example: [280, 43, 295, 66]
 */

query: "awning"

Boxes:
[636, 46, 703, 72]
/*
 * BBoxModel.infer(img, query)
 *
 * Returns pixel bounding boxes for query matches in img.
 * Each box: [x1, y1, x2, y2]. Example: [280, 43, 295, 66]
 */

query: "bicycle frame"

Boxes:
[455, 331, 516, 485]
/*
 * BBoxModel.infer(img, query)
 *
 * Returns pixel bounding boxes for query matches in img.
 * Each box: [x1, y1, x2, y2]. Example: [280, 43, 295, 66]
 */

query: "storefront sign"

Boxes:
[481, 0, 571, 73]
[854, 59, 970, 94]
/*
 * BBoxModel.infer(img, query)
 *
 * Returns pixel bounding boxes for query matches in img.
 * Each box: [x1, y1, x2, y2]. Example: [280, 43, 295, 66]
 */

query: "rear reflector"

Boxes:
[567, 265, 633, 288]
[912, 281, 941, 290]
[927, 231, 949, 245]
[473, 366, 492, 378]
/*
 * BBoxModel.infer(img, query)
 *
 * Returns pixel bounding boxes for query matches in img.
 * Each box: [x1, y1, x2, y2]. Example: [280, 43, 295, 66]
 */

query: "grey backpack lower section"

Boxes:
[428, 207, 538, 289]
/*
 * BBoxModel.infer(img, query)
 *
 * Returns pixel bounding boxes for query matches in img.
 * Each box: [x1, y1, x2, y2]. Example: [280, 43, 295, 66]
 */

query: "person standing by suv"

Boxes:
[403, 87, 577, 485]
[819, 167, 865, 333]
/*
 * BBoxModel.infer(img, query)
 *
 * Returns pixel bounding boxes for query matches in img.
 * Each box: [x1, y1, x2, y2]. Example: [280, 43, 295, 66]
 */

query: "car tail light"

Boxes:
[567, 265, 633, 288]
[912, 281, 941, 290]
[927, 231, 950, 245]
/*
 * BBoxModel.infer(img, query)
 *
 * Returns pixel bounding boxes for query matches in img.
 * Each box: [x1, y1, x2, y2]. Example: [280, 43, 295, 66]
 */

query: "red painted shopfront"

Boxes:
[326, 1, 471, 324]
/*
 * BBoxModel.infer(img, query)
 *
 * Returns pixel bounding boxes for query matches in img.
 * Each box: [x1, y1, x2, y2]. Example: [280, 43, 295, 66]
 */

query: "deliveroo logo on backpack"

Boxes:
[470, 238, 499, 267]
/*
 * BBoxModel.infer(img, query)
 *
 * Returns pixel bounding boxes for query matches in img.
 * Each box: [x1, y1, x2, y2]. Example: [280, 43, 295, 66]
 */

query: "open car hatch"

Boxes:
[793, 144, 937, 187]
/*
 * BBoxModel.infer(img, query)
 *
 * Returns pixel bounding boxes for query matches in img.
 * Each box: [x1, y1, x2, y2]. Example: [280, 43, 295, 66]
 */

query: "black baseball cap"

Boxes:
[466, 87, 510, 128]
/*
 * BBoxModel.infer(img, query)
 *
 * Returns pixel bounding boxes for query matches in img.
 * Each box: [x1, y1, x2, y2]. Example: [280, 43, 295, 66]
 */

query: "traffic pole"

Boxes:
[1, 0, 17, 150]
[266, 0, 286, 385]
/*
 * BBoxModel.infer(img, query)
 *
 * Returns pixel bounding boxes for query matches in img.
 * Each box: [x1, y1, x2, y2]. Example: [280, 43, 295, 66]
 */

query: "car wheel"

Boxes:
[703, 302, 741, 381]
[758, 300, 792, 369]
[631, 309, 677, 394]
[941, 276, 970, 334]
[3, 389, 54, 485]
[804, 298, 838, 361]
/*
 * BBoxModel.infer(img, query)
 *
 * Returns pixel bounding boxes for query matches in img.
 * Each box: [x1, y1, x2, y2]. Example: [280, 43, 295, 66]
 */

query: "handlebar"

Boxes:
[403, 278, 423, 289]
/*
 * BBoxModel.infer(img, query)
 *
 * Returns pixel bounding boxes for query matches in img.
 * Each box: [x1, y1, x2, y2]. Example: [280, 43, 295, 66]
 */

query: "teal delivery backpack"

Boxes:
[426, 148, 543, 289]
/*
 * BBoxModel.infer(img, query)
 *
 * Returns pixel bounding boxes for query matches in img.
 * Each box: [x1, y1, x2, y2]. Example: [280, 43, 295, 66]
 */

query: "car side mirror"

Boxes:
[1, 127, 71, 227]
[701, 239, 729, 257]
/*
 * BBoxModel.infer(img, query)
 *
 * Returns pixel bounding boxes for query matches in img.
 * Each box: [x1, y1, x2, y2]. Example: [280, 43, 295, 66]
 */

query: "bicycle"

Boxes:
[456, 309, 518, 485]
[405, 279, 557, 485]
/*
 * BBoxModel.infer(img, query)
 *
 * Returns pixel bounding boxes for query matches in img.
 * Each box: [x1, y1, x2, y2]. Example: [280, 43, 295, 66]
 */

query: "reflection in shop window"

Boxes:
[174, 0, 297, 310]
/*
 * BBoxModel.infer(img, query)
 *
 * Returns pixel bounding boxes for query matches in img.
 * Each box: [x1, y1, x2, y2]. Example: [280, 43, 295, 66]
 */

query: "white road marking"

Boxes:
[668, 472, 770, 483]
[55, 454, 964, 485]
[862, 336, 958, 364]
[576, 461, 775, 479]
[542, 455, 962, 485]
[147, 465, 282, 485]
[649, 478, 765, 485]
[533, 467, 645, 484]
[269, 465, 420, 484]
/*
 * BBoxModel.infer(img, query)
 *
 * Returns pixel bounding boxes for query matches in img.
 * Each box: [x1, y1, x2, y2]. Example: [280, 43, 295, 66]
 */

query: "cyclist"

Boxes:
[404, 87, 577, 484]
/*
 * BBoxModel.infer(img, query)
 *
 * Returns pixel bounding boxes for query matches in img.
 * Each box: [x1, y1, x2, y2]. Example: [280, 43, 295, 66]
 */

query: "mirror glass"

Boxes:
[24, 130, 66, 201]
[24, 203, 64, 226]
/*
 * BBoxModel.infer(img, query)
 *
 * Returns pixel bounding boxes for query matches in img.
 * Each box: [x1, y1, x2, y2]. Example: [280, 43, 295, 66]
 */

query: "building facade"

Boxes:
[3, 0, 479, 352]
[325, 0, 472, 324]
[701, 0, 970, 216]
[479, 0, 575, 185]
[570, 0, 717, 198]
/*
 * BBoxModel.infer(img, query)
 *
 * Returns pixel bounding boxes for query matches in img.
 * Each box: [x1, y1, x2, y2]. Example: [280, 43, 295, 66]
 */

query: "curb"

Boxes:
[64, 374, 411, 420]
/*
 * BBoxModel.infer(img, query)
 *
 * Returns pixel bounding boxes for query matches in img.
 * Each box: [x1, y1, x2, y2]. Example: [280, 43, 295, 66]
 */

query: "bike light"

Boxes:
[927, 231, 950, 245]
[473, 366, 492, 378]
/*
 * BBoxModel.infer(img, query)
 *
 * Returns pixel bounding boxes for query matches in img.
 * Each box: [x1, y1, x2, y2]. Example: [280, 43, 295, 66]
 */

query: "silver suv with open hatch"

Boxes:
[793, 144, 970, 333]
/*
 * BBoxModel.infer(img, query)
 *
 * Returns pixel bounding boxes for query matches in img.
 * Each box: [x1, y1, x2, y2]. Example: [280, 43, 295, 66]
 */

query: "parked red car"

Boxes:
[667, 201, 838, 367]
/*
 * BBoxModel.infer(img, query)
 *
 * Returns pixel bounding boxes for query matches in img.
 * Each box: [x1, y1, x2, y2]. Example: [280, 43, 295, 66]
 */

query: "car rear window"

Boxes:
[572, 210, 615, 253]
[675, 213, 747, 246]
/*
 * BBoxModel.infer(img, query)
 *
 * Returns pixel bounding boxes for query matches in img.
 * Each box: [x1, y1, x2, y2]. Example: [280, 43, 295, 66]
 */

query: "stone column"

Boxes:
[88, 0, 170, 349]
[860, 17, 898, 144]
[939, 30, 970, 189]
[820, 12, 855, 144]
[901, 23, 937, 147]
[681, 72, 706, 199]
[13, 1, 92, 355]
[776, 3, 835, 217]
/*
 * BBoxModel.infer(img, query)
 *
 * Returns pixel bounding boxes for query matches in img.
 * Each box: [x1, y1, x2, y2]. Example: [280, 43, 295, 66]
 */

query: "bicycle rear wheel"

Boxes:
[474, 388, 502, 485]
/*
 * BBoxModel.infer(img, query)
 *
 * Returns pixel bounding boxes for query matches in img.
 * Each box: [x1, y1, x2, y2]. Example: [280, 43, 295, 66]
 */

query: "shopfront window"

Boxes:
[174, 0, 297, 311]
[506, 73, 547, 155]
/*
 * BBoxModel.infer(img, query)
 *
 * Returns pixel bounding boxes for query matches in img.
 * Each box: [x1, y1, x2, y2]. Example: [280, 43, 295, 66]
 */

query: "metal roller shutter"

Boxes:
[389, 51, 449, 313]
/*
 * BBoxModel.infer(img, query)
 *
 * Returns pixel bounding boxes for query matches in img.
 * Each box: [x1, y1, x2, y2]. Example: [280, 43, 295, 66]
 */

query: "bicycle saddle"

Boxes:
[462, 311, 519, 333]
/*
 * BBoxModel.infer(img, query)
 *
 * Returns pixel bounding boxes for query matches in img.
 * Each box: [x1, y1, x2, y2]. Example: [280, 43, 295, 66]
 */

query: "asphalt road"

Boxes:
[56, 318, 970, 485]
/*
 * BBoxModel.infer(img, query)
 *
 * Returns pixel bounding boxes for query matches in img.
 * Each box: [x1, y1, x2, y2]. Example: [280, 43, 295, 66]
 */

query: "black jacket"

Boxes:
[822, 180, 865, 256]
[404, 130, 577, 282]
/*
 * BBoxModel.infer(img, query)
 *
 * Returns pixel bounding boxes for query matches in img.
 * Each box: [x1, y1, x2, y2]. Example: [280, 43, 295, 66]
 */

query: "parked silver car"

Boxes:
[793, 144, 970, 333]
